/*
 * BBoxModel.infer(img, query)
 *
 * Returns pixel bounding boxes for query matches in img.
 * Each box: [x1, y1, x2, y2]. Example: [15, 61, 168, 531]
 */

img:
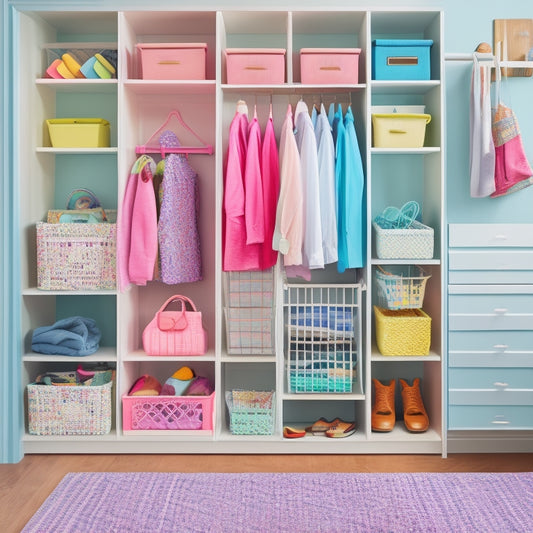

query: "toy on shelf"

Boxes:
[45, 47, 117, 80]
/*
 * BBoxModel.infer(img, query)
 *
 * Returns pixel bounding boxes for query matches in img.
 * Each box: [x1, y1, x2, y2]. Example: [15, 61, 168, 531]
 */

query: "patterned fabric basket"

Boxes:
[27, 381, 112, 436]
[226, 390, 275, 435]
[373, 220, 434, 259]
[122, 392, 215, 432]
[224, 269, 274, 308]
[225, 307, 274, 355]
[36, 222, 116, 290]
[374, 305, 431, 355]
[375, 265, 431, 310]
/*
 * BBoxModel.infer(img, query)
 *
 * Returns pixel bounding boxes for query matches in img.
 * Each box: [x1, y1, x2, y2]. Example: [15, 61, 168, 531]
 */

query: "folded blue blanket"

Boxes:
[32, 316, 101, 356]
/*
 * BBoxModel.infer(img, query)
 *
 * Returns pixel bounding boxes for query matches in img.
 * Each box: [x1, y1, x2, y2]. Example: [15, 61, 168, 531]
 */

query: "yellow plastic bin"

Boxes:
[372, 113, 431, 148]
[46, 118, 110, 148]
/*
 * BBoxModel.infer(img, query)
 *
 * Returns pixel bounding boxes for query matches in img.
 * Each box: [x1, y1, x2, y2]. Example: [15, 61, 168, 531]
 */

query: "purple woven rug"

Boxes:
[23, 472, 532, 533]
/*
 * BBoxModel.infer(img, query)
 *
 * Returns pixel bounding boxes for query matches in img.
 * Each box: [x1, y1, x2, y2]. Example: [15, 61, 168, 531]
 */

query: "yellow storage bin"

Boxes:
[372, 113, 431, 148]
[374, 305, 431, 355]
[46, 118, 110, 148]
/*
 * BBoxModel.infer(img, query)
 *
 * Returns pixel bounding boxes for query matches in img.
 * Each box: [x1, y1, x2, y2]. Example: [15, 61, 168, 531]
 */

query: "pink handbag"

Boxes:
[142, 295, 207, 356]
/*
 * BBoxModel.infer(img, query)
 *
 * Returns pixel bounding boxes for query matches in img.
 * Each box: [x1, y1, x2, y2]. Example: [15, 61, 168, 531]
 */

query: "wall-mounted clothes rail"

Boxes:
[445, 52, 533, 71]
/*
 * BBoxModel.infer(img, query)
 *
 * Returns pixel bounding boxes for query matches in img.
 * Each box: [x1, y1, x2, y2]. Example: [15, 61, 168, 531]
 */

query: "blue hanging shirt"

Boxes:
[342, 105, 365, 270]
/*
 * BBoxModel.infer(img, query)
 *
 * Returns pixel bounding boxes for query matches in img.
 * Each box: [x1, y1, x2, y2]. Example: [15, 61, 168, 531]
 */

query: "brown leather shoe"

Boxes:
[371, 378, 395, 432]
[400, 378, 429, 432]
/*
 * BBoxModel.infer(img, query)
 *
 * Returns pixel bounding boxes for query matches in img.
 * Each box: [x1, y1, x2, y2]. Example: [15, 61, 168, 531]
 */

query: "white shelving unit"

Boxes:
[16, 8, 445, 455]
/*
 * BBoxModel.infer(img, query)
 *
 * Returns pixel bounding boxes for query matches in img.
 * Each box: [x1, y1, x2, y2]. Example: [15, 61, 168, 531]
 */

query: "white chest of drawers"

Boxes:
[448, 224, 533, 431]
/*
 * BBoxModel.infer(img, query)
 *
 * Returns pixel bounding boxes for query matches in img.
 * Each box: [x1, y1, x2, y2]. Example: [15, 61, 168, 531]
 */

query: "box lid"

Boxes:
[371, 113, 432, 124]
[225, 48, 286, 55]
[373, 39, 433, 47]
[300, 48, 361, 55]
[136, 43, 207, 50]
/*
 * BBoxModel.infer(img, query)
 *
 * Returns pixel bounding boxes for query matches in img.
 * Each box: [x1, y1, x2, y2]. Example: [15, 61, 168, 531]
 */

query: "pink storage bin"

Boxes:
[225, 48, 285, 84]
[122, 392, 215, 434]
[136, 43, 207, 80]
[300, 48, 361, 84]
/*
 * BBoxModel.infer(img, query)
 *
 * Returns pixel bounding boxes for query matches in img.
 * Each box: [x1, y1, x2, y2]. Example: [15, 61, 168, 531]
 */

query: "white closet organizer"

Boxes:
[17, 8, 444, 454]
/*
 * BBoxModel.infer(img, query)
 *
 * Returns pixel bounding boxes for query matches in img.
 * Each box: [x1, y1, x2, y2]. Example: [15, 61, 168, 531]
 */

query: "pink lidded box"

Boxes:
[136, 43, 207, 80]
[300, 48, 361, 84]
[225, 48, 286, 84]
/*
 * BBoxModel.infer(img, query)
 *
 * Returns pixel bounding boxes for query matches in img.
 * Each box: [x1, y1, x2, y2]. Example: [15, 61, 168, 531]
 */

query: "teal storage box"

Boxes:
[372, 39, 433, 80]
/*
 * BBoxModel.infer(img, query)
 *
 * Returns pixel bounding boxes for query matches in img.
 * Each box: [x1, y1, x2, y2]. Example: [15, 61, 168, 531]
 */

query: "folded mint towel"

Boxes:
[32, 316, 101, 356]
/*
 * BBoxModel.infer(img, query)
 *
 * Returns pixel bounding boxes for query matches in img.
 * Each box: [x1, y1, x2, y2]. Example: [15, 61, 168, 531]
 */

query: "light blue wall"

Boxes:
[2, 0, 533, 462]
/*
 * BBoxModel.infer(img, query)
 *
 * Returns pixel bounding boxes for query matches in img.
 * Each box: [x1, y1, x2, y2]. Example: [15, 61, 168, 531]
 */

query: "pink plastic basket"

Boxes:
[122, 392, 215, 433]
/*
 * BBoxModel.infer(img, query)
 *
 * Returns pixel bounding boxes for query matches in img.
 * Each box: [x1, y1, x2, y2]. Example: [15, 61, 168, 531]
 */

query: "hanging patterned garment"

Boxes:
[261, 108, 280, 269]
[273, 104, 303, 266]
[117, 155, 157, 291]
[158, 152, 202, 284]
[223, 101, 262, 271]
[340, 105, 365, 270]
[294, 100, 324, 270]
[315, 103, 338, 265]
[490, 61, 533, 197]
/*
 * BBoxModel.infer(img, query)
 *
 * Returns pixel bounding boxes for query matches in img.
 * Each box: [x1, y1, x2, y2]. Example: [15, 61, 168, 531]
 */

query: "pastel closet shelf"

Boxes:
[16, 8, 445, 456]
[36, 147, 118, 153]
[123, 80, 216, 95]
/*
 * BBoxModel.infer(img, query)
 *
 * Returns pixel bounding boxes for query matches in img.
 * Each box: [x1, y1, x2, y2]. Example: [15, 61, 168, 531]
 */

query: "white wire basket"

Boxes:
[284, 283, 361, 393]
[374, 265, 431, 310]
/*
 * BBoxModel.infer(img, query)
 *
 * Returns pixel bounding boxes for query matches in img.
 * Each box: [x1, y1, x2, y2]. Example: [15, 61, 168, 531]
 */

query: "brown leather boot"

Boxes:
[400, 378, 429, 432]
[371, 378, 395, 432]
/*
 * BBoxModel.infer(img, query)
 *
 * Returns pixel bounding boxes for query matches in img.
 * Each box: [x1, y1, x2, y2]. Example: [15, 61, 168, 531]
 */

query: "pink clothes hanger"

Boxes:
[135, 109, 213, 157]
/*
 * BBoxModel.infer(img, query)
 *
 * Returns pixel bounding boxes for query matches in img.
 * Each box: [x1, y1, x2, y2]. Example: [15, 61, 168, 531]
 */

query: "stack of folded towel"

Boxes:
[31, 316, 101, 356]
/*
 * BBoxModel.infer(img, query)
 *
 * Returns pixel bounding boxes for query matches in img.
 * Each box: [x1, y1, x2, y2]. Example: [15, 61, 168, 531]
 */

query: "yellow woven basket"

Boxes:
[374, 306, 431, 356]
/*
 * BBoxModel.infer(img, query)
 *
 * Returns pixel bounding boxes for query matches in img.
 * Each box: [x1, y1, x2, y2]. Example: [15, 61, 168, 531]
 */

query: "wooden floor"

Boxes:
[2, 453, 532, 532]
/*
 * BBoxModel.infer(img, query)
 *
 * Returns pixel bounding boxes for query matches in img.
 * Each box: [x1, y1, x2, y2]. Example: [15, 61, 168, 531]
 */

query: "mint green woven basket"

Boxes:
[226, 390, 275, 435]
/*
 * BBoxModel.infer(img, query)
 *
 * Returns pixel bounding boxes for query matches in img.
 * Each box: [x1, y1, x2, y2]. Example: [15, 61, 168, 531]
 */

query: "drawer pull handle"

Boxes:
[494, 234, 508, 240]
[493, 382, 509, 388]
[493, 344, 509, 352]
[245, 66, 267, 70]
[491, 420, 510, 425]
[389, 129, 407, 134]
[320, 66, 341, 71]
[493, 308, 508, 315]
[158, 60, 181, 65]
[387, 56, 418, 66]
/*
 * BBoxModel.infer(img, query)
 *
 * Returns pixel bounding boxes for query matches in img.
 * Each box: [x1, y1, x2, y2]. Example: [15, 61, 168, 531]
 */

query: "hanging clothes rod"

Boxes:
[445, 52, 533, 69]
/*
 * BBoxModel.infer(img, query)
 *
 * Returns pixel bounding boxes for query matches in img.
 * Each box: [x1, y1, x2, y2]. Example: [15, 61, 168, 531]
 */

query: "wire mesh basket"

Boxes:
[374, 265, 431, 310]
[284, 283, 361, 393]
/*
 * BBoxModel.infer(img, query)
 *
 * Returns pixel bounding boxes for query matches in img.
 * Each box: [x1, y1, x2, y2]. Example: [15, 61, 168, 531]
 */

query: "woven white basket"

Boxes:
[27, 381, 112, 436]
[373, 220, 434, 259]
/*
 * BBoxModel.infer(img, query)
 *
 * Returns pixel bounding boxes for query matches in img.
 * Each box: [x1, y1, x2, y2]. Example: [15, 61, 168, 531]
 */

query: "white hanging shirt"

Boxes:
[314, 103, 338, 264]
[294, 100, 324, 270]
